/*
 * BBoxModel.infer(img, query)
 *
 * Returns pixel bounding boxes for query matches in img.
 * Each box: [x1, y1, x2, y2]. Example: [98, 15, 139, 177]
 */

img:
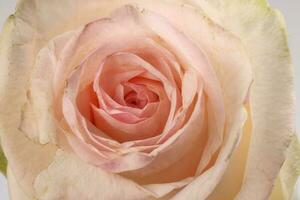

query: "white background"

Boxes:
[0, 0, 299, 199]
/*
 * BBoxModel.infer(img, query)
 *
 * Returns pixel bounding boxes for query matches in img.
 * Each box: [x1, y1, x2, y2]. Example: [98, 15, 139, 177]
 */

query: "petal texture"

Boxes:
[1, 0, 294, 200]
[34, 150, 151, 200]
[187, 0, 296, 199]
[0, 13, 57, 197]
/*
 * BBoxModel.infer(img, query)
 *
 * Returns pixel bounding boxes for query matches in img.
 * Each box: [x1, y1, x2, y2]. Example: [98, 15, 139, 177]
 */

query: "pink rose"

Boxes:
[0, 0, 298, 200]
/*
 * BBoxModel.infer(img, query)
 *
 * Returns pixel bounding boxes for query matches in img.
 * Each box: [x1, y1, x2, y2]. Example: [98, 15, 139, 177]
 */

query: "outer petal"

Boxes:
[20, 28, 84, 145]
[33, 150, 152, 200]
[187, 0, 296, 199]
[7, 167, 30, 200]
[172, 108, 248, 200]
[0, 13, 57, 198]
[207, 104, 252, 200]
[271, 135, 300, 200]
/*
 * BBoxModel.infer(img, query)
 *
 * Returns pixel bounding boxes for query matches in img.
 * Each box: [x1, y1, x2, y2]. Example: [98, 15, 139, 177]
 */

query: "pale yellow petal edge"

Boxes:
[268, 7, 299, 200]
[0, 143, 7, 175]
[0, 15, 15, 177]
[270, 134, 300, 200]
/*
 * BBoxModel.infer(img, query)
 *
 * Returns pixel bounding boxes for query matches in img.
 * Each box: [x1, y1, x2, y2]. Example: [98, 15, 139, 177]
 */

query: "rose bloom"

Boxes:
[0, 0, 299, 199]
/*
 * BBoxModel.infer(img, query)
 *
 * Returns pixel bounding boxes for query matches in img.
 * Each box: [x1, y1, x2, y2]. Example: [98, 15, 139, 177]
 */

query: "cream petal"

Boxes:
[17, 25, 86, 145]
[0, 125, 57, 197]
[0, 16, 57, 197]
[269, 134, 300, 200]
[269, 177, 285, 200]
[143, 177, 193, 198]
[34, 150, 152, 200]
[183, 0, 296, 199]
[172, 108, 248, 200]
[207, 104, 252, 200]
[7, 167, 31, 200]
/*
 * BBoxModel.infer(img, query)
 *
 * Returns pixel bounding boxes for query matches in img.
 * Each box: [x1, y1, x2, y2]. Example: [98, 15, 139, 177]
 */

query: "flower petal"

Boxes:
[269, 134, 300, 200]
[0, 15, 57, 197]
[7, 167, 31, 200]
[140, 6, 226, 173]
[34, 150, 152, 200]
[185, 1, 295, 199]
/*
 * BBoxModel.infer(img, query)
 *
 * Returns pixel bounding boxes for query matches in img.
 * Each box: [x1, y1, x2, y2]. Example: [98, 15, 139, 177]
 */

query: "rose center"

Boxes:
[122, 82, 159, 109]
[124, 91, 148, 109]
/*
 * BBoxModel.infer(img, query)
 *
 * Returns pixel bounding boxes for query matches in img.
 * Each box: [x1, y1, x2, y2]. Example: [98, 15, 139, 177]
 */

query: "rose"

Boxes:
[0, 1, 298, 200]
[0, 0, 298, 199]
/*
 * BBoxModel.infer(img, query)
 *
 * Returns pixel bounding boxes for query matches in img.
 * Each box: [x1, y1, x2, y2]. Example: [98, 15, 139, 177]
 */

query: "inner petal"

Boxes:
[125, 91, 147, 109]
[92, 78, 170, 142]
[122, 82, 159, 109]
[92, 52, 174, 129]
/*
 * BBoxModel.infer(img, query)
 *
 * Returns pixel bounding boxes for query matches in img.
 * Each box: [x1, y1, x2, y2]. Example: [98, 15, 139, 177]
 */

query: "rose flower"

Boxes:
[0, 0, 299, 200]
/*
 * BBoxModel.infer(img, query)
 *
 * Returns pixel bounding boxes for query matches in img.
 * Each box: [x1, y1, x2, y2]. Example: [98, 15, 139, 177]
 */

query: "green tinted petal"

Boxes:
[0, 143, 7, 176]
[279, 135, 300, 200]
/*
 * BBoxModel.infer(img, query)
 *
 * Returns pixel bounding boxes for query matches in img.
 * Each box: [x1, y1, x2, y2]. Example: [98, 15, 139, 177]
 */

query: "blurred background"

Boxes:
[0, 0, 299, 199]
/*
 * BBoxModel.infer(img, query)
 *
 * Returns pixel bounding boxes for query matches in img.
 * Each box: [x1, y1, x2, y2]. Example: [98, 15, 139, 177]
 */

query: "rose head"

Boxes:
[0, 0, 298, 200]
